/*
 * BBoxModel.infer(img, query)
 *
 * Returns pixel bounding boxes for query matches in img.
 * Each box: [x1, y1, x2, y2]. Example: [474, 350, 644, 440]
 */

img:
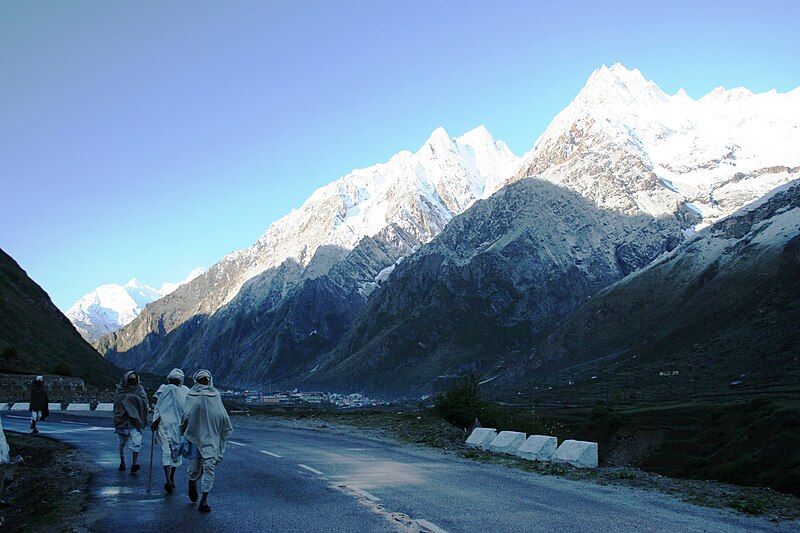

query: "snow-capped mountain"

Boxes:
[209, 125, 519, 307]
[98, 127, 519, 376]
[157, 267, 207, 296]
[67, 268, 205, 341]
[304, 65, 800, 396]
[510, 63, 800, 226]
[98, 64, 799, 394]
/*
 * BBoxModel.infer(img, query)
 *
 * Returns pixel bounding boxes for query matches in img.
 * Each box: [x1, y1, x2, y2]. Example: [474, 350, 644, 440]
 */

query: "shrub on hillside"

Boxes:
[2, 347, 18, 362]
[51, 362, 74, 377]
[434, 374, 487, 429]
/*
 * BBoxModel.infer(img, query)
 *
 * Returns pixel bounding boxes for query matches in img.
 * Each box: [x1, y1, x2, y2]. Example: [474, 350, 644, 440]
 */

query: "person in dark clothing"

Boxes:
[29, 376, 49, 434]
[113, 371, 150, 474]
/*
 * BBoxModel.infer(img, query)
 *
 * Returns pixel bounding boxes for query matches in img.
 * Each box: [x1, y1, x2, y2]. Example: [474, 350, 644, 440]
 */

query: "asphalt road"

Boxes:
[2, 412, 792, 532]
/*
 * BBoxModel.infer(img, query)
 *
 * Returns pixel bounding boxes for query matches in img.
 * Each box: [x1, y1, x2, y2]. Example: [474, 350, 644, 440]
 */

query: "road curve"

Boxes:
[2, 413, 792, 532]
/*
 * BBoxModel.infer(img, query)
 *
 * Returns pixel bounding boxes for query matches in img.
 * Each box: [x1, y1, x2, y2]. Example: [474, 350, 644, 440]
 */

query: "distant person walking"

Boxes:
[113, 371, 150, 474]
[151, 368, 190, 493]
[29, 375, 49, 434]
[181, 369, 232, 513]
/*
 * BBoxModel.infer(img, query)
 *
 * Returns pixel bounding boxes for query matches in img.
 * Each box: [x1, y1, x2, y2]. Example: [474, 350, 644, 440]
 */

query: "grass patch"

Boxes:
[728, 498, 767, 515]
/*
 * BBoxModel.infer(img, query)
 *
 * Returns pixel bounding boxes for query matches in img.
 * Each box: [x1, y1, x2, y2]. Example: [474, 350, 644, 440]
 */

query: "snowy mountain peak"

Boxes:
[576, 63, 668, 110]
[66, 267, 205, 341]
[423, 126, 454, 149]
[193, 126, 520, 308]
[158, 267, 207, 295]
[516, 64, 800, 224]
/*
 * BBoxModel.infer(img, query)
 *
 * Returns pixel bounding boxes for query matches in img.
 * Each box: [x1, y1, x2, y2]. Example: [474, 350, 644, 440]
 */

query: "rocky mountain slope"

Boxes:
[303, 179, 682, 394]
[493, 179, 800, 400]
[98, 127, 520, 380]
[66, 268, 205, 342]
[0, 248, 118, 383]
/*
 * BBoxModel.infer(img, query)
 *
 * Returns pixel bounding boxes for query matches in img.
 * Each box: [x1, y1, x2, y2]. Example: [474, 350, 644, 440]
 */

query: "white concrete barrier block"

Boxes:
[48, 403, 62, 411]
[10, 402, 29, 411]
[95, 403, 114, 412]
[1, 403, 10, 410]
[66, 403, 91, 411]
[465, 428, 497, 449]
[488, 431, 527, 454]
[552, 439, 598, 468]
[515, 435, 558, 462]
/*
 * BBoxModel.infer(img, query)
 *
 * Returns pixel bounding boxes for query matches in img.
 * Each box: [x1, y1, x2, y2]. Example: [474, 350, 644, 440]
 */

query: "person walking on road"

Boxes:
[29, 376, 49, 434]
[113, 370, 150, 474]
[181, 369, 232, 514]
[151, 368, 190, 494]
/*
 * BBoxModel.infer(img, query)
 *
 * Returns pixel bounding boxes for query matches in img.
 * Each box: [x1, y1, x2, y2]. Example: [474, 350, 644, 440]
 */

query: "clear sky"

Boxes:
[1, 1, 799, 310]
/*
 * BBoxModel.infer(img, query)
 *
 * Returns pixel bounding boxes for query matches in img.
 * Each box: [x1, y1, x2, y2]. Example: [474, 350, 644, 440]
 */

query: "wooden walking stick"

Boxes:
[147, 428, 155, 493]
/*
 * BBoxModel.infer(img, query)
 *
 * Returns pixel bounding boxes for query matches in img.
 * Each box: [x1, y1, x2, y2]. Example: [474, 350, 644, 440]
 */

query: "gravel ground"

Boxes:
[0, 433, 98, 532]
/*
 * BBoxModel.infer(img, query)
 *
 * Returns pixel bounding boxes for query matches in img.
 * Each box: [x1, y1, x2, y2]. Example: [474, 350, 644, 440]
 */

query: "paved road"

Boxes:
[2, 413, 792, 532]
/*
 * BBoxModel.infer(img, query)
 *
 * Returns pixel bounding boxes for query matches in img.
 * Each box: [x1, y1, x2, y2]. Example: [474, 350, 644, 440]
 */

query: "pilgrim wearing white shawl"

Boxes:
[181, 369, 232, 513]
[152, 368, 190, 493]
[0, 415, 10, 464]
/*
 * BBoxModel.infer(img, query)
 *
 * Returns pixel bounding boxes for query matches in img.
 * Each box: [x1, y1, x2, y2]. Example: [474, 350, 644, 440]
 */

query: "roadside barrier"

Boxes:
[465, 428, 497, 449]
[552, 440, 598, 468]
[488, 431, 526, 454]
[95, 403, 114, 411]
[48, 403, 62, 412]
[10, 403, 29, 411]
[66, 403, 91, 411]
[465, 430, 598, 468]
[515, 435, 558, 462]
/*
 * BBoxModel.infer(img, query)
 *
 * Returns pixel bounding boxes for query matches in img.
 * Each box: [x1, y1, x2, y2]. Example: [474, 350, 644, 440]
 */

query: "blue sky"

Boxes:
[1, 1, 798, 310]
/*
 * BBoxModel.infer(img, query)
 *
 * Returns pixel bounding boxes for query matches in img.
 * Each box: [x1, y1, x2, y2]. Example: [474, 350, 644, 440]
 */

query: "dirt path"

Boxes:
[1, 433, 97, 531]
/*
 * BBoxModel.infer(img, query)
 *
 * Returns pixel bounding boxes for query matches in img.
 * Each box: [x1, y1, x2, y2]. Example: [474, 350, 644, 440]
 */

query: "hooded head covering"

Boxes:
[193, 369, 212, 386]
[167, 368, 185, 385]
[181, 370, 232, 459]
[154, 369, 190, 448]
[113, 370, 150, 431]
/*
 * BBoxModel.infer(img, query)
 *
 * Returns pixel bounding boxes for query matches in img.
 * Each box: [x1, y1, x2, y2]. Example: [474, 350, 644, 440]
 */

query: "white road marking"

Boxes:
[349, 487, 381, 502]
[260, 450, 282, 458]
[298, 464, 325, 475]
[7, 415, 29, 420]
[40, 427, 114, 434]
[61, 420, 89, 425]
[415, 519, 449, 533]
[347, 448, 367, 451]
[228, 440, 246, 447]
